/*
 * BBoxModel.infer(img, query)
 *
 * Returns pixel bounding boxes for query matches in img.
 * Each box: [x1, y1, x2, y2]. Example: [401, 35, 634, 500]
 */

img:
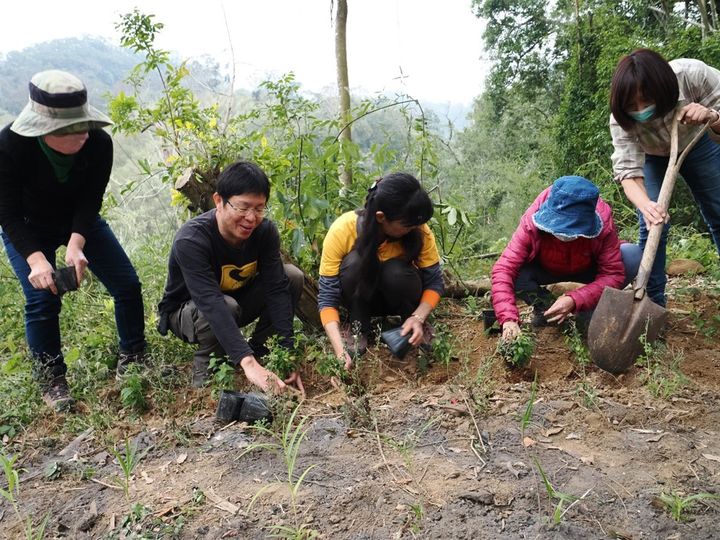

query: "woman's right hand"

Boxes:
[501, 321, 521, 341]
[27, 252, 57, 294]
[639, 200, 668, 229]
[621, 178, 668, 229]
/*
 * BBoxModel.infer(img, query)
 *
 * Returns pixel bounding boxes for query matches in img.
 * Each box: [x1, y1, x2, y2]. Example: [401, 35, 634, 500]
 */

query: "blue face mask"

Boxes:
[629, 104, 656, 123]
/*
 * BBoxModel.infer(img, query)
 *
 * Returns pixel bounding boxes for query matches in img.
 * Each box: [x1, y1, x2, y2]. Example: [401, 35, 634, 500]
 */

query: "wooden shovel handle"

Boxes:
[633, 114, 710, 297]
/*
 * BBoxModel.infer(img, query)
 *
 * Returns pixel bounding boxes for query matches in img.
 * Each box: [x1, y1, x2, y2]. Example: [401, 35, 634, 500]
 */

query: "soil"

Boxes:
[1, 276, 720, 539]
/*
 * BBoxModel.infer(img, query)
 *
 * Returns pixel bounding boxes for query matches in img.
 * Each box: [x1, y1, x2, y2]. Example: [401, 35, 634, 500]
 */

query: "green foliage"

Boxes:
[667, 227, 720, 272]
[520, 373, 538, 436]
[635, 330, 688, 399]
[563, 320, 591, 371]
[0, 451, 49, 539]
[209, 357, 236, 392]
[119, 368, 148, 413]
[240, 405, 319, 538]
[428, 323, 455, 368]
[111, 438, 142, 501]
[656, 491, 720, 522]
[533, 457, 580, 526]
[264, 335, 299, 380]
[497, 332, 535, 367]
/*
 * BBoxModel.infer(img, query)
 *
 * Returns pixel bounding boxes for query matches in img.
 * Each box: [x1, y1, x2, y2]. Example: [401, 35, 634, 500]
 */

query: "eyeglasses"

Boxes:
[224, 199, 269, 218]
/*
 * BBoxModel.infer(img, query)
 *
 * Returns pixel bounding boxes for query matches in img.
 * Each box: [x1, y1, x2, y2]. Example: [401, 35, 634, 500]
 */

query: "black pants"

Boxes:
[339, 251, 421, 333]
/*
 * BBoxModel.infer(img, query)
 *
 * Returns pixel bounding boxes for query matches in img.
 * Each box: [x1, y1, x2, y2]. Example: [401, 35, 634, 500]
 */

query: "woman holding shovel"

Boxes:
[610, 49, 720, 307]
[318, 173, 443, 367]
[492, 176, 642, 342]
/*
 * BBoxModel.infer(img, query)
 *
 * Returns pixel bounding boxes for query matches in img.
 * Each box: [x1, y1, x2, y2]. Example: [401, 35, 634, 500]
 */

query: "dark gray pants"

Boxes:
[167, 264, 304, 370]
[339, 251, 422, 333]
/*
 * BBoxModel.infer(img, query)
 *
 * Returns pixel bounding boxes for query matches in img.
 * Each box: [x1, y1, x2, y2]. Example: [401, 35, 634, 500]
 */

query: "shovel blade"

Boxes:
[588, 287, 667, 374]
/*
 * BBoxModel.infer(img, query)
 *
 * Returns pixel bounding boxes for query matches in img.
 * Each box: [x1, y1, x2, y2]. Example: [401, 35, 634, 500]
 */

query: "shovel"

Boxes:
[588, 114, 709, 374]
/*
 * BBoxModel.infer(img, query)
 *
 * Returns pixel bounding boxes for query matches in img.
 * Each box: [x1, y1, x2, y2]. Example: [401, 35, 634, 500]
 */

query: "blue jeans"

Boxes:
[1, 217, 146, 378]
[642, 133, 720, 306]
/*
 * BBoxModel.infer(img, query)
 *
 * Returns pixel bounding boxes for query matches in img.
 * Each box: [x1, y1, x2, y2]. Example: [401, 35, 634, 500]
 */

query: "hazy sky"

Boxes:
[0, 0, 488, 104]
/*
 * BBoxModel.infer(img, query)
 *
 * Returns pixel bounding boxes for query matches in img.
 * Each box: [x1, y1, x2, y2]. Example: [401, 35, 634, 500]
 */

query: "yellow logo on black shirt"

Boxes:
[219, 262, 258, 292]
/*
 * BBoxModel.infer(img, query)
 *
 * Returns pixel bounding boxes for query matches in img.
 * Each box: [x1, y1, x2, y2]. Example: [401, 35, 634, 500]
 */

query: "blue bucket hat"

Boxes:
[532, 176, 603, 239]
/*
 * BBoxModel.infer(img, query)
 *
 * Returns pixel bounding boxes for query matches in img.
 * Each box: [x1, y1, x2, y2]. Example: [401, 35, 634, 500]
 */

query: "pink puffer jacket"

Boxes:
[491, 187, 625, 325]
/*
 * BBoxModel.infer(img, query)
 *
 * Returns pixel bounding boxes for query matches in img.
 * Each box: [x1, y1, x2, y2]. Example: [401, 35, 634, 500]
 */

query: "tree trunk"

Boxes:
[175, 167, 322, 330]
[334, 0, 353, 189]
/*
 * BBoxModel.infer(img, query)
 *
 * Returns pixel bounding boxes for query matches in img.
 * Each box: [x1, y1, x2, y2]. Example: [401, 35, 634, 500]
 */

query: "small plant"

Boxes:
[656, 491, 720, 522]
[315, 351, 344, 379]
[405, 502, 424, 535]
[209, 357, 235, 392]
[239, 405, 319, 538]
[110, 438, 142, 501]
[563, 320, 591, 371]
[264, 335, 299, 380]
[575, 381, 598, 408]
[534, 458, 580, 526]
[520, 373, 538, 437]
[119, 367, 148, 413]
[0, 451, 49, 539]
[382, 416, 440, 468]
[428, 322, 455, 368]
[635, 331, 687, 399]
[497, 331, 535, 367]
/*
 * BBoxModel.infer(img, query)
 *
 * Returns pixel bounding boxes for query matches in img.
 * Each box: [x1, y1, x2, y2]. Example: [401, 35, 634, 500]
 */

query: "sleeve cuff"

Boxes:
[320, 307, 340, 326]
[421, 289, 441, 308]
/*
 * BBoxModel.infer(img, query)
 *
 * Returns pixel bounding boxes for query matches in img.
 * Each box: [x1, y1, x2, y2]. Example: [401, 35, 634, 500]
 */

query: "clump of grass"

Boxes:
[635, 331, 687, 399]
[111, 438, 142, 501]
[656, 491, 720, 522]
[533, 457, 587, 526]
[0, 450, 49, 539]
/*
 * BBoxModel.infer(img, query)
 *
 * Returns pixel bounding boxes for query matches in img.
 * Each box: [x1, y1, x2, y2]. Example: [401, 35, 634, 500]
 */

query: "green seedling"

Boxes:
[657, 491, 720, 522]
[0, 451, 49, 539]
[239, 405, 319, 538]
[119, 369, 148, 413]
[520, 373, 538, 437]
[111, 438, 142, 501]
[382, 416, 440, 468]
[315, 351, 344, 379]
[635, 331, 687, 399]
[534, 458, 580, 526]
[209, 357, 235, 392]
[497, 332, 535, 367]
[430, 323, 455, 368]
[562, 320, 591, 371]
[264, 335, 299, 380]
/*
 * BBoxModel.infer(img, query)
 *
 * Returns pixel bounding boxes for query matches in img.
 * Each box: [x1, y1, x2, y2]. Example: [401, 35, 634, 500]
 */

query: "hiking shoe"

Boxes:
[116, 350, 148, 380]
[42, 376, 75, 412]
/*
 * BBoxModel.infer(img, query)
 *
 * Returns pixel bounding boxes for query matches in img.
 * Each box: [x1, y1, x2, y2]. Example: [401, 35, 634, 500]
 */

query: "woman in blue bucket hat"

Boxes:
[491, 176, 642, 342]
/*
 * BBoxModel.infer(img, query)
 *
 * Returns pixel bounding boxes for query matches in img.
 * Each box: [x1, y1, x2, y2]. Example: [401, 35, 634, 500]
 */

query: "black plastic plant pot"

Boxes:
[482, 309, 500, 334]
[238, 393, 273, 425]
[380, 326, 412, 359]
[54, 266, 78, 296]
[216, 390, 245, 424]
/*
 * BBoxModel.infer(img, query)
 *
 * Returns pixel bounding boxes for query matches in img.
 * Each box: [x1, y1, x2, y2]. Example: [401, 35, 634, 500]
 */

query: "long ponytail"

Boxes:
[353, 172, 433, 300]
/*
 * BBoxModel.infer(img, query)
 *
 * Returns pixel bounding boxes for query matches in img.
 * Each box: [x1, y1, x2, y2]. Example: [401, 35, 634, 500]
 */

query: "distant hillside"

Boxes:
[0, 37, 139, 115]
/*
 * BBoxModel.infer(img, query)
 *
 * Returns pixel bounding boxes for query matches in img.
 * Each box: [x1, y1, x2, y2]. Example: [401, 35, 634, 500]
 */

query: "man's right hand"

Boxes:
[501, 321, 521, 341]
[27, 252, 58, 295]
[240, 355, 286, 393]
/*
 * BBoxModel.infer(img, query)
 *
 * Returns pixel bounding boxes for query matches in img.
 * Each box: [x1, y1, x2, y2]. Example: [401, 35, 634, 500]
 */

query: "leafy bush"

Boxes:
[497, 332, 535, 367]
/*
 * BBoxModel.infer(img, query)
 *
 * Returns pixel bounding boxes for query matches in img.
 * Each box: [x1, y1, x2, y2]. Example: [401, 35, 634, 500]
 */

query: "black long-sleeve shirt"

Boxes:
[0, 124, 112, 258]
[158, 210, 294, 362]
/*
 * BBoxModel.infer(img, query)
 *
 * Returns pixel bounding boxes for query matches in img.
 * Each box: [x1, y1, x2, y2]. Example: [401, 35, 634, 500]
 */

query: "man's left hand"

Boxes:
[544, 295, 576, 324]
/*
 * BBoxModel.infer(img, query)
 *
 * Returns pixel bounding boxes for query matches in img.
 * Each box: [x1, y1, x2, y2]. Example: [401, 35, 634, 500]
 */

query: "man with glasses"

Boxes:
[158, 161, 304, 393]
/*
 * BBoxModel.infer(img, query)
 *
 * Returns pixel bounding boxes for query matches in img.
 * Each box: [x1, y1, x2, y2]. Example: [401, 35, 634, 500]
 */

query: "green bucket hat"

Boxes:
[10, 70, 112, 137]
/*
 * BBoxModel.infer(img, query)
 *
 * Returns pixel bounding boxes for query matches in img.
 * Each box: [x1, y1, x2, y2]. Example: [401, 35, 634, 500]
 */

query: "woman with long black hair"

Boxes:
[318, 173, 444, 367]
